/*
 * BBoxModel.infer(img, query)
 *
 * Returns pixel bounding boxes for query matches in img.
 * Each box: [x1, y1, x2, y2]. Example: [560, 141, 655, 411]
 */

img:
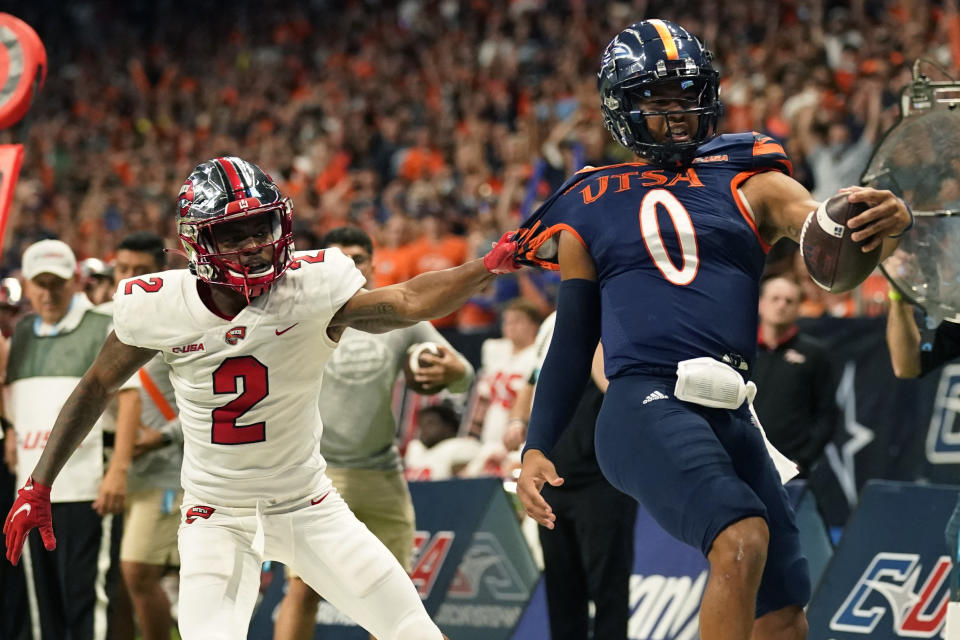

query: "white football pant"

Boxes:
[176, 485, 441, 640]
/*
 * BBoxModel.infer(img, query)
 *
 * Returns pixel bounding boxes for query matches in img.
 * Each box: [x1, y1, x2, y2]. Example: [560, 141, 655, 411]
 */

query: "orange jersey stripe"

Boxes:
[649, 19, 679, 60]
[752, 136, 785, 158]
[729, 170, 772, 253]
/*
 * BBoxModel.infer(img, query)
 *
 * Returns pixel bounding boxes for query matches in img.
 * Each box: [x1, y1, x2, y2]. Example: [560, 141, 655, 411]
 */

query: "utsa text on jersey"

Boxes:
[580, 167, 705, 204]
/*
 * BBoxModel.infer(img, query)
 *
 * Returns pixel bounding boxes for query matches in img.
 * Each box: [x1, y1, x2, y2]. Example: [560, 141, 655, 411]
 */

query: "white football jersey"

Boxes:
[403, 437, 481, 481]
[113, 248, 365, 506]
[476, 339, 538, 445]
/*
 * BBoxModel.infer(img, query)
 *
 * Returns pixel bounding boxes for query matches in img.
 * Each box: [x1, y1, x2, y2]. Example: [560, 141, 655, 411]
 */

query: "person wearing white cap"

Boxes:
[3, 238, 127, 640]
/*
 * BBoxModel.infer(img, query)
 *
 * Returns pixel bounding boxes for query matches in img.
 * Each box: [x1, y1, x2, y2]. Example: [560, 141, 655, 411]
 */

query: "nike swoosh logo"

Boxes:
[12, 503, 31, 521]
[275, 323, 299, 336]
[310, 492, 329, 506]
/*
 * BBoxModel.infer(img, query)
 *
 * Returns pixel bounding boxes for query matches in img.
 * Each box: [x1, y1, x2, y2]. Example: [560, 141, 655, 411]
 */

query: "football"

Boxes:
[800, 193, 881, 293]
[403, 342, 445, 395]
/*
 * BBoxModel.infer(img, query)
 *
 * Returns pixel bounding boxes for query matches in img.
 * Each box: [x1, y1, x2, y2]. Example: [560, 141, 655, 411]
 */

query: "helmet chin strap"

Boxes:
[236, 263, 273, 303]
[241, 267, 253, 304]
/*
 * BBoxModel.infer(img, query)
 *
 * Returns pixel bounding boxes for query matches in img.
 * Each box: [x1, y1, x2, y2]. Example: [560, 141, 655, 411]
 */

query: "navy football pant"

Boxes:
[594, 374, 811, 617]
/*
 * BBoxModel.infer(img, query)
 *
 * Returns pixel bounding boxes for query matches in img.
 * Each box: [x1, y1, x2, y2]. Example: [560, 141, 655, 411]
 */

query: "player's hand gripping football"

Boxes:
[841, 186, 912, 252]
[411, 345, 465, 388]
[3, 476, 56, 565]
[517, 449, 564, 529]
[482, 232, 522, 275]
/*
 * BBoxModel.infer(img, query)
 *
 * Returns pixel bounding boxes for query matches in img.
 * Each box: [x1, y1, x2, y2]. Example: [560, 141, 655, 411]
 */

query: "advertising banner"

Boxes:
[798, 316, 948, 527]
[807, 481, 958, 640]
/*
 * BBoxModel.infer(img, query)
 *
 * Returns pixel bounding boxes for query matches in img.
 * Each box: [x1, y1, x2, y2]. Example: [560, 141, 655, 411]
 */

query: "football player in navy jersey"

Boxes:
[515, 20, 912, 640]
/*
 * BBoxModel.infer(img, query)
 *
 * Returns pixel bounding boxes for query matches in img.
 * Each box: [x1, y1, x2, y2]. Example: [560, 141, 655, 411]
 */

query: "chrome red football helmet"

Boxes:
[176, 157, 294, 299]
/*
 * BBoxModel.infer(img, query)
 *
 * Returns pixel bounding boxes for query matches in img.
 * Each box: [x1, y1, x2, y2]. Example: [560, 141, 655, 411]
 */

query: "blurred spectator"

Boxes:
[404, 403, 481, 481]
[0, 288, 26, 640]
[465, 298, 541, 476]
[80, 258, 115, 306]
[372, 214, 413, 288]
[5, 240, 125, 640]
[753, 276, 840, 477]
[405, 215, 469, 329]
[792, 81, 884, 201]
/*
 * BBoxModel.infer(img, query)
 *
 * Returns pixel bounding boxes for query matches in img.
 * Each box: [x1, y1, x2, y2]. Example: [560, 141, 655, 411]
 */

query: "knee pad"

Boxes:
[390, 610, 442, 640]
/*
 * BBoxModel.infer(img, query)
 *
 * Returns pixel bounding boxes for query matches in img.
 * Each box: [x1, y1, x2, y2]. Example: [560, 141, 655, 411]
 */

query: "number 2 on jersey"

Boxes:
[211, 356, 268, 445]
[639, 189, 699, 286]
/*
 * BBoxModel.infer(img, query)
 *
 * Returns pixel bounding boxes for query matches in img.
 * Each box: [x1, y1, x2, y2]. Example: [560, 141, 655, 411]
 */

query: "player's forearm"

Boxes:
[887, 299, 921, 378]
[32, 375, 113, 485]
[340, 260, 495, 333]
[400, 259, 495, 321]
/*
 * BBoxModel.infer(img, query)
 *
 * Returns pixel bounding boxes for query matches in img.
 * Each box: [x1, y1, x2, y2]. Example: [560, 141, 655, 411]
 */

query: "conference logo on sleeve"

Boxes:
[830, 552, 951, 638]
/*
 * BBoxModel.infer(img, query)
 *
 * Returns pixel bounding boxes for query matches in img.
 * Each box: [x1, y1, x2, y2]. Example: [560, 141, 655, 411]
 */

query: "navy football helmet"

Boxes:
[598, 20, 722, 166]
[176, 157, 294, 299]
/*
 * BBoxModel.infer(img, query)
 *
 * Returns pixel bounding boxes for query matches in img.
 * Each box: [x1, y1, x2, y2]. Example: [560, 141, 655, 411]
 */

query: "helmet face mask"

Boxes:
[599, 21, 722, 166]
[177, 157, 294, 300]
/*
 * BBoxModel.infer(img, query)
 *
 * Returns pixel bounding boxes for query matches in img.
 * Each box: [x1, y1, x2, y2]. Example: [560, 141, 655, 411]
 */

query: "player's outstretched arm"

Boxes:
[743, 172, 910, 256]
[32, 333, 157, 485]
[332, 233, 519, 334]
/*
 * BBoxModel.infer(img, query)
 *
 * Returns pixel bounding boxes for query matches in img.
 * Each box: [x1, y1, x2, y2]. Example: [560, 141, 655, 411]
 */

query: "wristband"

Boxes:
[888, 289, 903, 302]
[889, 198, 914, 238]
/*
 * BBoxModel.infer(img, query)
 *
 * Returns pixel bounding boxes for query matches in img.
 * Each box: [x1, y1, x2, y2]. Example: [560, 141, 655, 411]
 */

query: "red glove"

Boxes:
[3, 477, 55, 565]
[482, 232, 521, 275]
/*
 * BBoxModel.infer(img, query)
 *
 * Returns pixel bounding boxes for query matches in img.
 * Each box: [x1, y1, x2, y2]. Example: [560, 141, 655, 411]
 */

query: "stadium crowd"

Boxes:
[4, 0, 959, 332]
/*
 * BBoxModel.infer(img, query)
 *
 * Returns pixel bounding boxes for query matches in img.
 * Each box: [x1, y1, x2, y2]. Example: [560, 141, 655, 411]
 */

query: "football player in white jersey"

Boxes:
[2, 157, 521, 640]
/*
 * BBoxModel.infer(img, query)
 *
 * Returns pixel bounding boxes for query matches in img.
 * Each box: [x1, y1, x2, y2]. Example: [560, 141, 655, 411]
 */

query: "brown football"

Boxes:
[403, 342, 445, 395]
[800, 193, 880, 293]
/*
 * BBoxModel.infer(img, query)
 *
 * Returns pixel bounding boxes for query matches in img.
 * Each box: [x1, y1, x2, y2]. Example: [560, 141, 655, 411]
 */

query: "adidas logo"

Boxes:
[642, 390, 669, 405]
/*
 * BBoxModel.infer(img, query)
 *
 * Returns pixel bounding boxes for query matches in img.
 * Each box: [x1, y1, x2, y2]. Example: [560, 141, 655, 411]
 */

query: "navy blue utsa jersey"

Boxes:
[518, 132, 792, 378]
